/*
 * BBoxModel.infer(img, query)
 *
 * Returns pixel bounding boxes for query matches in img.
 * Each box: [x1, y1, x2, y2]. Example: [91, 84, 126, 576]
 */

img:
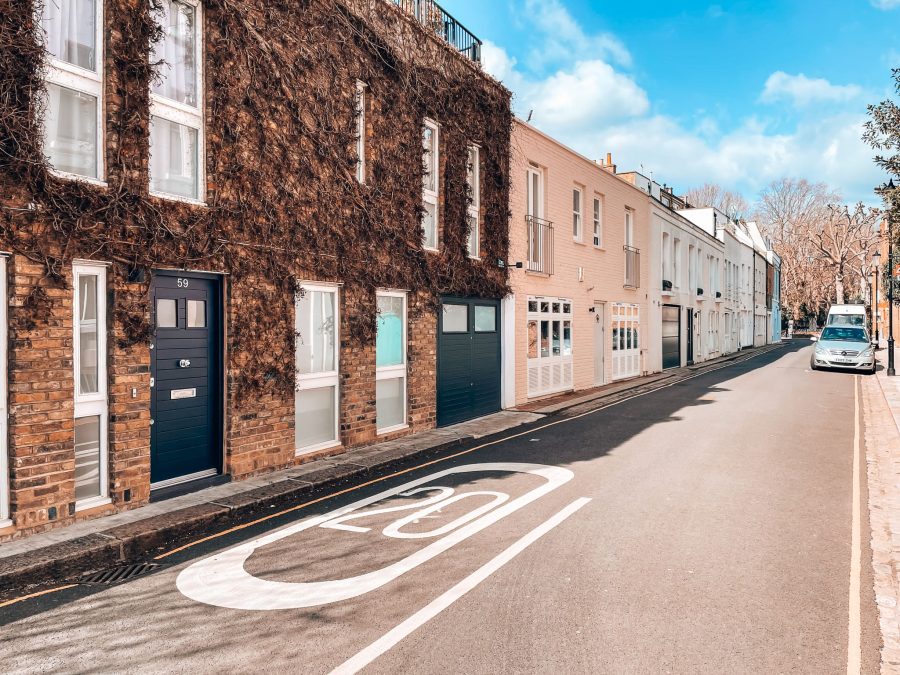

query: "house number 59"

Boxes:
[177, 278, 189, 288]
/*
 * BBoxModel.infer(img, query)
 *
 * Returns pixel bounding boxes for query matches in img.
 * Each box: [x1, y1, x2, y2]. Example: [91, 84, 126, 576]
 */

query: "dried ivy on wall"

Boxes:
[0, 0, 512, 399]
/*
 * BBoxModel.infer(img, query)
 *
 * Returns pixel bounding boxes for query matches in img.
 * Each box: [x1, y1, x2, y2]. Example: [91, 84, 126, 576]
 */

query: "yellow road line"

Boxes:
[156, 347, 772, 560]
[4, 346, 778, 606]
[0, 584, 77, 609]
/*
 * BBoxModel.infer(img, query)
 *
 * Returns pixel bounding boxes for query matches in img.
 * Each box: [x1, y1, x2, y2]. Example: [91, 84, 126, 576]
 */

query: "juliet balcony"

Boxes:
[393, 0, 483, 63]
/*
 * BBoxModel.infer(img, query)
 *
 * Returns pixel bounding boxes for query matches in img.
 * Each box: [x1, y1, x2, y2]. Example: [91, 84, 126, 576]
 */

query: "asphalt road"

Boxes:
[0, 342, 881, 673]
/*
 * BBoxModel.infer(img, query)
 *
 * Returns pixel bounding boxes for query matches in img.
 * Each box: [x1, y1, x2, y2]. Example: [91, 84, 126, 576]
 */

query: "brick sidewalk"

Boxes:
[861, 347, 900, 671]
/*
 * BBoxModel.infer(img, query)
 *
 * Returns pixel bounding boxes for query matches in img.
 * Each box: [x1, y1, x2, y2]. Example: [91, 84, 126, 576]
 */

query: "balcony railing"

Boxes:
[392, 0, 482, 63]
[624, 245, 640, 288]
[526, 215, 554, 275]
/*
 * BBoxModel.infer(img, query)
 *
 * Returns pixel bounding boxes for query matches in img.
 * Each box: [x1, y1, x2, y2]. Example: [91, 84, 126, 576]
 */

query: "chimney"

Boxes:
[600, 152, 617, 174]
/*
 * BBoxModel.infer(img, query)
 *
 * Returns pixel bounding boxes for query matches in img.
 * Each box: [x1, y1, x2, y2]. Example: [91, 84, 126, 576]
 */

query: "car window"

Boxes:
[827, 314, 865, 326]
[820, 327, 869, 342]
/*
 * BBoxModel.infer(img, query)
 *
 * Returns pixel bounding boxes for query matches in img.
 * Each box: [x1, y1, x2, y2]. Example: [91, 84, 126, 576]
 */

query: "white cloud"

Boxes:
[759, 71, 863, 107]
[484, 2, 883, 205]
[522, 0, 632, 69]
[871, 0, 900, 9]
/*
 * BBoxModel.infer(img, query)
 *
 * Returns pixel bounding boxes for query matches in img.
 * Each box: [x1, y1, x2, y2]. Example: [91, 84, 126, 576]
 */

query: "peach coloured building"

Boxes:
[501, 120, 653, 407]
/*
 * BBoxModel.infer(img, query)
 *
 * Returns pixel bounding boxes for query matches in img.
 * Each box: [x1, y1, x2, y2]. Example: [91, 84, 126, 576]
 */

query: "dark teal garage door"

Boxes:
[437, 296, 501, 427]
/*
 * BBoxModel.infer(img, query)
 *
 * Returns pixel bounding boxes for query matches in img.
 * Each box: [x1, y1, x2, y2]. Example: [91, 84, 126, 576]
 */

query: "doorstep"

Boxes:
[0, 409, 543, 596]
[516, 343, 786, 415]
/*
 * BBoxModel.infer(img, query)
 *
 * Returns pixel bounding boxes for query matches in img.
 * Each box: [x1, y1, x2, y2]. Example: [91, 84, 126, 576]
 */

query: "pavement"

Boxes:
[860, 343, 900, 671]
[0, 344, 782, 598]
[0, 341, 883, 673]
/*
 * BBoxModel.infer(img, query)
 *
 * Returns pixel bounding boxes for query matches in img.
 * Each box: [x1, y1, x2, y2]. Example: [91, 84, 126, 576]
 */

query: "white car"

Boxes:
[810, 326, 876, 374]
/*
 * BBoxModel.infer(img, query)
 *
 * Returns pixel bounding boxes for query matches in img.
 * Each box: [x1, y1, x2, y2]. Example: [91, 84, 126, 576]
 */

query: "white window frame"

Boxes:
[673, 238, 681, 290]
[422, 119, 439, 251]
[592, 195, 603, 248]
[355, 80, 366, 184]
[0, 256, 9, 527]
[295, 282, 341, 455]
[526, 297, 573, 398]
[41, 0, 106, 184]
[573, 187, 583, 242]
[467, 143, 480, 258]
[376, 290, 408, 434]
[72, 261, 109, 511]
[149, 0, 205, 204]
[624, 208, 634, 247]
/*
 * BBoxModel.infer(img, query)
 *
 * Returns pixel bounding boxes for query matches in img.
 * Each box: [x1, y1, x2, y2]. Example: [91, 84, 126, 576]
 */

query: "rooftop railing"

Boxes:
[392, 0, 482, 63]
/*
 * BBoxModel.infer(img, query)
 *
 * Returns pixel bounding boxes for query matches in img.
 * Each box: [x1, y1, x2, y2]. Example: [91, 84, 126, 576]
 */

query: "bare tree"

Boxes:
[684, 183, 750, 220]
[811, 203, 881, 304]
[864, 68, 900, 182]
[756, 178, 838, 320]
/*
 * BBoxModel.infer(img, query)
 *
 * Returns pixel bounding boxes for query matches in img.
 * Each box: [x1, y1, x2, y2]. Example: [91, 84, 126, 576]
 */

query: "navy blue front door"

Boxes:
[150, 272, 222, 487]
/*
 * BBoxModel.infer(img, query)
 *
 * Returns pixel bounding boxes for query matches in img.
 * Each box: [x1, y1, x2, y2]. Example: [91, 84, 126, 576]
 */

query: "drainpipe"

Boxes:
[752, 252, 756, 346]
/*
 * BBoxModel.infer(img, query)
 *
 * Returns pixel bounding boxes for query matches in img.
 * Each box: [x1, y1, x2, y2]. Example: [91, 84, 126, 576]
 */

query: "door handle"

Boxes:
[179, 359, 191, 368]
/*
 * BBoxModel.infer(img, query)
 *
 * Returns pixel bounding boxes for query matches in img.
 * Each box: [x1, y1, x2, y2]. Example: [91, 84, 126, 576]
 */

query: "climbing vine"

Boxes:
[0, 0, 512, 399]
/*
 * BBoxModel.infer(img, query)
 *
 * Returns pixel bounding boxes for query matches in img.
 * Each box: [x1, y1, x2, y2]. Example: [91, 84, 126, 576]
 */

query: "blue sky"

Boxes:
[445, 0, 899, 205]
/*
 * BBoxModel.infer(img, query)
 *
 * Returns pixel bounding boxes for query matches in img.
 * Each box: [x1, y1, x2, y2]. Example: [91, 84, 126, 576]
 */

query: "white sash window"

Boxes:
[40, 0, 104, 181]
[150, 0, 204, 202]
[73, 262, 109, 510]
[376, 291, 407, 433]
[295, 284, 340, 454]
[466, 144, 480, 258]
[422, 120, 439, 250]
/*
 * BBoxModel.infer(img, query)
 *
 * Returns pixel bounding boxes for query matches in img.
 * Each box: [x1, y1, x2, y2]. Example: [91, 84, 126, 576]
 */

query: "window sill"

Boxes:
[468, 254, 481, 261]
[296, 440, 342, 457]
[50, 169, 107, 188]
[423, 246, 440, 254]
[593, 245, 605, 251]
[150, 190, 208, 207]
[0, 518, 12, 530]
[377, 423, 409, 436]
[661, 290, 674, 297]
[573, 239, 587, 246]
[75, 496, 113, 513]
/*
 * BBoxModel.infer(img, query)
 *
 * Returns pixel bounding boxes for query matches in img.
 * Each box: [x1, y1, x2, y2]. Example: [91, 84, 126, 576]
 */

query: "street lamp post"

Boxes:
[886, 179, 896, 377]
[873, 250, 881, 343]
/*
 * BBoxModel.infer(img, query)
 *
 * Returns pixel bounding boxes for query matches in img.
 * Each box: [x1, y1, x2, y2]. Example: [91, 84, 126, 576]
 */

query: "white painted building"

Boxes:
[627, 177, 727, 372]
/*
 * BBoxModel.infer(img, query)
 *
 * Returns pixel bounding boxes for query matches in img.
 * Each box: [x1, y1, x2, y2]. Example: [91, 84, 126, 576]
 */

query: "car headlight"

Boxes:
[861, 347, 875, 357]
[815, 344, 827, 353]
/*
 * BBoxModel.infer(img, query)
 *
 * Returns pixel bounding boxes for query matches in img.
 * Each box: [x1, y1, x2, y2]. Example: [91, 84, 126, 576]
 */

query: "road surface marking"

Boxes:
[847, 376, 862, 675]
[176, 463, 572, 610]
[1, 347, 780, 609]
[0, 584, 77, 609]
[330, 497, 592, 675]
[156, 347, 779, 561]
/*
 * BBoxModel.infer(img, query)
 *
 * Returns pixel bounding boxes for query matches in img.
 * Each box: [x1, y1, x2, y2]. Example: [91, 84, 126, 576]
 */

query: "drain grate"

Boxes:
[80, 562, 161, 585]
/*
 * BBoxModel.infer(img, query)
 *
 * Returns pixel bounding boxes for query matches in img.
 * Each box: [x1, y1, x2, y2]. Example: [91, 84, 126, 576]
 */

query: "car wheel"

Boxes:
[810, 362, 817, 371]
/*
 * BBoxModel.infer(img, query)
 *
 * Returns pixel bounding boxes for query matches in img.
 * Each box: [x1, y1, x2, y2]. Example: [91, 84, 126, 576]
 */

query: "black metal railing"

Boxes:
[624, 245, 640, 288]
[526, 215, 554, 275]
[392, 0, 482, 63]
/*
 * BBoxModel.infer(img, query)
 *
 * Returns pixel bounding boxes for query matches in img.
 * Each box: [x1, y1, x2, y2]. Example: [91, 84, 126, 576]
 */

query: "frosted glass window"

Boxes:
[422, 202, 437, 249]
[297, 290, 336, 375]
[376, 295, 404, 367]
[77, 275, 99, 394]
[474, 306, 496, 332]
[74, 415, 101, 501]
[442, 304, 467, 333]
[563, 321, 572, 356]
[45, 84, 98, 178]
[423, 126, 436, 192]
[296, 386, 337, 449]
[149, 116, 199, 199]
[152, 0, 197, 107]
[187, 299, 205, 328]
[42, 0, 97, 71]
[376, 378, 404, 430]
[157, 298, 176, 327]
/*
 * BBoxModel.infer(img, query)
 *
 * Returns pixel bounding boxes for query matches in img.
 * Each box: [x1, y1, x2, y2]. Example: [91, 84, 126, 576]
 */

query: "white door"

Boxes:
[611, 303, 640, 380]
[593, 302, 605, 386]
